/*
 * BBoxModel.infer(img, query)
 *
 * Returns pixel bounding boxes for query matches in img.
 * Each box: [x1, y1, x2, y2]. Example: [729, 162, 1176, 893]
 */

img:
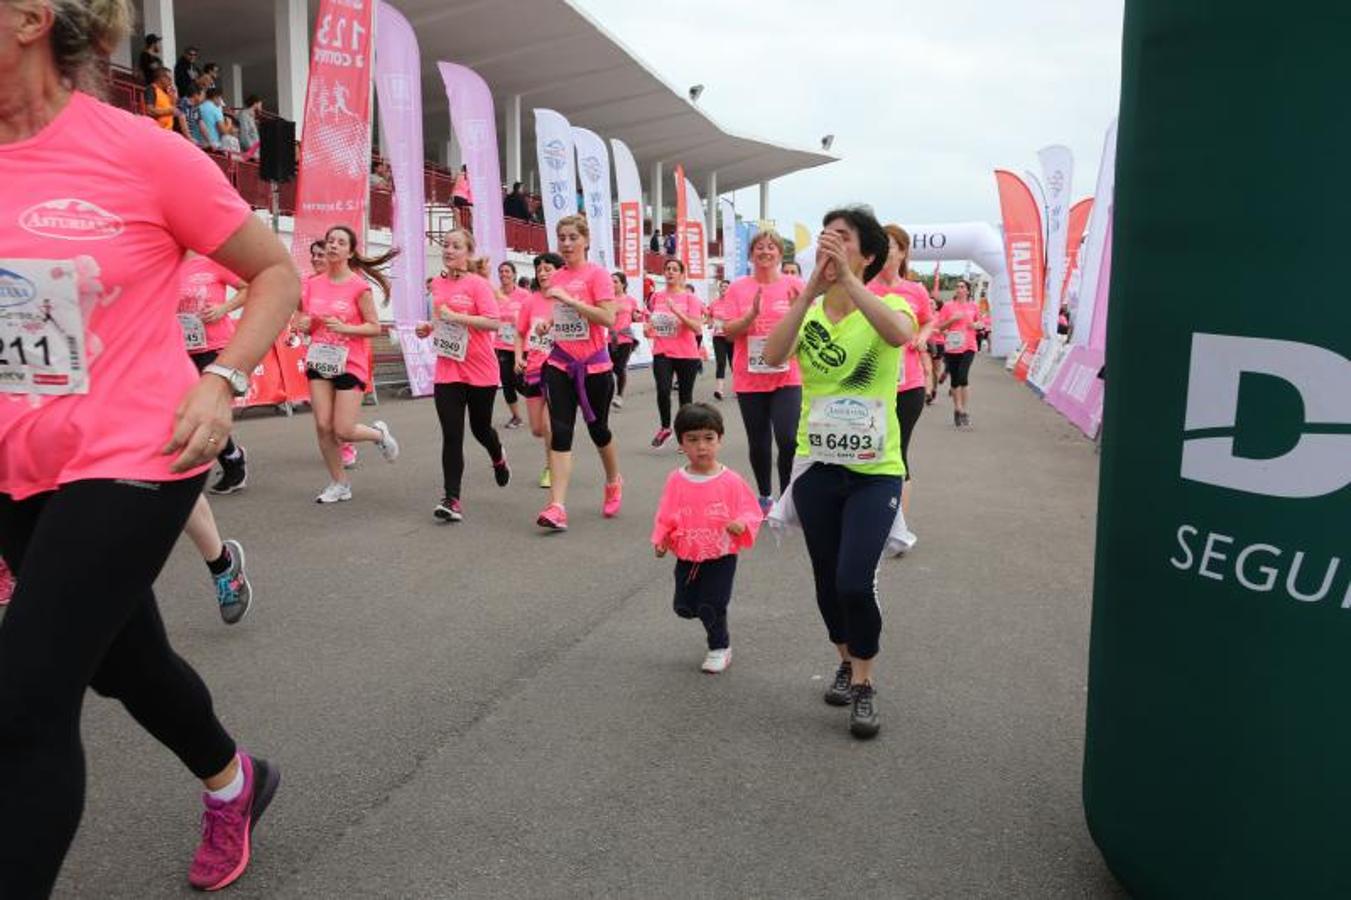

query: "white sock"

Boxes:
[206, 757, 245, 802]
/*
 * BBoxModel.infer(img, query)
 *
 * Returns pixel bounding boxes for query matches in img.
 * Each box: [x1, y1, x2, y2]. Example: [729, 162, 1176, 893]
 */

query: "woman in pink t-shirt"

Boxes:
[708, 278, 733, 401]
[646, 258, 705, 448]
[413, 230, 506, 522]
[493, 260, 529, 429]
[295, 226, 401, 503]
[721, 229, 805, 509]
[935, 278, 980, 427]
[608, 272, 641, 410]
[305, 241, 359, 469]
[868, 225, 936, 541]
[0, 14, 301, 893]
[514, 251, 564, 490]
[536, 215, 623, 532]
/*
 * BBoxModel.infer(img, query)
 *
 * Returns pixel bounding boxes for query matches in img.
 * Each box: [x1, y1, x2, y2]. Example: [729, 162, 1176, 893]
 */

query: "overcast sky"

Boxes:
[574, 0, 1123, 248]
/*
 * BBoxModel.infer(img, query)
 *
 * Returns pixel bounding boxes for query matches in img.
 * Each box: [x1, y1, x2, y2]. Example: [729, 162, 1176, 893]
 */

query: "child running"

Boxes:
[651, 403, 763, 673]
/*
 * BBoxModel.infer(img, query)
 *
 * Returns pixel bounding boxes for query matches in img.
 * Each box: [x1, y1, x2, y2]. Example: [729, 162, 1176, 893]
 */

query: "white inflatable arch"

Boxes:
[903, 222, 1018, 357]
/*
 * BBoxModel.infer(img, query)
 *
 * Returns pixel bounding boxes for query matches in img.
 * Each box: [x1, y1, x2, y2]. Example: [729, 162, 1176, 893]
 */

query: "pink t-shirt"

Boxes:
[939, 300, 980, 355]
[708, 296, 731, 337]
[646, 290, 703, 359]
[650, 465, 763, 562]
[0, 92, 252, 500]
[611, 294, 639, 345]
[302, 274, 373, 385]
[868, 277, 933, 393]
[494, 287, 529, 352]
[544, 261, 615, 375]
[177, 255, 243, 354]
[721, 275, 805, 393]
[429, 272, 500, 387]
[515, 291, 555, 379]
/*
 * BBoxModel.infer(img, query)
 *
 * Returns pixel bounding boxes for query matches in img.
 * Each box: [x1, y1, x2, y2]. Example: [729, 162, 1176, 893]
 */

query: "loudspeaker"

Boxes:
[258, 117, 296, 183]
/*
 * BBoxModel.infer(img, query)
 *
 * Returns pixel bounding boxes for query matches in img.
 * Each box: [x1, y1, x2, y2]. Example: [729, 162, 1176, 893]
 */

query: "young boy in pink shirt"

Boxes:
[651, 403, 763, 673]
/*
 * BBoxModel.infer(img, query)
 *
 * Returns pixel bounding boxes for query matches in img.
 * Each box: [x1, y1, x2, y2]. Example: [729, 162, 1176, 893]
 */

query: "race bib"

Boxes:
[552, 302, 589, 342]
[649, 312, 679, 338]
[178, 313, 207, 352]
[305, 341, 349, 378]
[498, 322, 517, 346]
[712, 318, 726, 336]
[747, 335, 789, 374]
[945, 330, 966, 350]
[0, 259, 91, 395]
[527, 319, 554, 354]
[433, 320, 469, 362]
[806, 395, 887, 464]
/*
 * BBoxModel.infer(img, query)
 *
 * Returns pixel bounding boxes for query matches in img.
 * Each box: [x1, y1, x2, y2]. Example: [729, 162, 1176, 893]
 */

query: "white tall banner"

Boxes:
[1072, 120, 1117, 347]
[683, 178, 708, 300]
[719, 197, 736, 283]
[610, 138, 643, 282]
[533, 108, 576, 252]
[1038, 144, 1074, 336]
[571, 127, 615, 269]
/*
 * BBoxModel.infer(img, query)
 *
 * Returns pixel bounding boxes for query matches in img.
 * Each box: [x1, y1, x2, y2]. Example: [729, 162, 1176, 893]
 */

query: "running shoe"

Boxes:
[209, 448, 248, 495]
[538, 467, 552, 489]
[493, 455, 511, 487]
[713, 389, 724, 401]
[434, 498, 463, 522]
[602, 476, 623, 518]
[960, 412, 972, 428]
[315, 482, 352, 504]
[215, 539, 252, 625]
[505, 416, 524, 429]
[757, 496, 774, 517]
[953, 409, 962, 428]
[340, 443, 358, 468]
[373, 420, 399, 462]
[537, 502, 568, 531]
[849, 683, 881, 739]
[651, 427, 672, 448]
[824, 660, 853, 706]
[188, 752, 281, 892]
[612, 395, 624, 410]
[701, 647, 732, 674]
[0, 559, 14, 607]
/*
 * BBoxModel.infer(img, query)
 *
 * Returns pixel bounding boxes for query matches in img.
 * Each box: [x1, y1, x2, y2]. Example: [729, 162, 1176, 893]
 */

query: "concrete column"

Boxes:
[229, 63, 244, 108]
[705, 170, 718, 237]
[759, 181, 770, 224]
[504, 94, 522, 186]
[275, 0, 309, 131]
[144, 0, 176, 68]
[651, 160, 664, 237]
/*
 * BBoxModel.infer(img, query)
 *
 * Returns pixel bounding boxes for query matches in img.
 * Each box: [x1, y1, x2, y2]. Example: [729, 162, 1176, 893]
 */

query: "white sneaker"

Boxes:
[885, 529, 918, 558]
[612, 395, 624, 410]
[373, 420, 399, 462]
[701, 648, 732, 674]
[315, 481, 352, 504]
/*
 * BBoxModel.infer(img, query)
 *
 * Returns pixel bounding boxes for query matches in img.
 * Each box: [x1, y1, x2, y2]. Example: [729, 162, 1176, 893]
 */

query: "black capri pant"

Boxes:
[543, 365, 615, 452]
[495, 349, 518, 405]
[945, 350, 976, 388]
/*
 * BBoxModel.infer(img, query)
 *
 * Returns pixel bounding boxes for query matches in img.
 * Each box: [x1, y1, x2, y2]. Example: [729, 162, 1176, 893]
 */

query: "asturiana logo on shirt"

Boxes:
[0, 268, 38, 308]
[825, 398, 872, 423]
[20, 199, 124, 241]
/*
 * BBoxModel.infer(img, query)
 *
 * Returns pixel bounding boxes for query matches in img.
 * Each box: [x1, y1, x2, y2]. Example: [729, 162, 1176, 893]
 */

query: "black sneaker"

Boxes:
[953, 409, 962, 428]
[493, 456, 511, 487]
[209, 451, 248, 495]
[960, 412, 972, 428]
[850, 683, 880, 739]
[824, 660, 853, 706]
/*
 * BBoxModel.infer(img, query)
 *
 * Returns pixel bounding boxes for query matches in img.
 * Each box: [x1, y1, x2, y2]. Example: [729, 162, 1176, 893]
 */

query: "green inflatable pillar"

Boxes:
[1083, 1, 1351, 896]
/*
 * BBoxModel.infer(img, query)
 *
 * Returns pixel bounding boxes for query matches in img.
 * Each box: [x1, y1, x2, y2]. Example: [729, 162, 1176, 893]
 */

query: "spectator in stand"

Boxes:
[178, 83, 206, 146]
[200, 62, 221, 90]
[504, 182, 530, 220]
[219, 115, 242, 154]
[371, 159, 392, 190]
[237, 95, 262, 152]
[650, 231, 661, 253]
[529, 195, 545, 224]
[174, 45, 200, 96]
[452, 164, 473, 208]
[663, 231, 677, 256]
[199, 87, 226, 150]
[138, 33, 162, 84]
[143, 65, 179, 132]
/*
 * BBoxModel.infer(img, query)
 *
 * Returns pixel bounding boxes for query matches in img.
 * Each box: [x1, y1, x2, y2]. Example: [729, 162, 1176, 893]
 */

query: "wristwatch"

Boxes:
[203, 363, 249, 397]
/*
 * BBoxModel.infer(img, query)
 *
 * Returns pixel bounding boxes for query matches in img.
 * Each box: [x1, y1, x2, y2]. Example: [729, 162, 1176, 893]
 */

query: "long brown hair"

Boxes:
[326, 225, 398, 300]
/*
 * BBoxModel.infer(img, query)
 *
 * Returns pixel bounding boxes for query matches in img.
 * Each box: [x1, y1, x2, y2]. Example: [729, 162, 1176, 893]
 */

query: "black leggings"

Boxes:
[0, 476, 236, 898]
[791, 464, 902, 660]
[610, 342, 635, 397]
[652, 355, 699, 428]
[434, 382, 503, 501]
[895, 387, 926, 480]
[495, 349, 518, 405]
[735, 387, 802, 498]
[712, 336, 732, 380]
[945, 350, 976, 388]
[543, 365, 614, 452]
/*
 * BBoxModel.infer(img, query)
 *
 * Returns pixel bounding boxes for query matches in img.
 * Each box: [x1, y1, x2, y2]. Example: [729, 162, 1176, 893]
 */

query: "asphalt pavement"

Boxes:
[41, 355, 1125, 898]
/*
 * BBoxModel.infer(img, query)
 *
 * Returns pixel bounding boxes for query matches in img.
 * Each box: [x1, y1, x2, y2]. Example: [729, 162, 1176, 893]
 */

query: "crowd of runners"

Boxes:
[0, 3, 990, 895]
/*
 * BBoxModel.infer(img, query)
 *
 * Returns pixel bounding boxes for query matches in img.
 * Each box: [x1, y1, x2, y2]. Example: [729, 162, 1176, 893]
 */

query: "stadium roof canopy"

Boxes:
[170, 0, 838, 194]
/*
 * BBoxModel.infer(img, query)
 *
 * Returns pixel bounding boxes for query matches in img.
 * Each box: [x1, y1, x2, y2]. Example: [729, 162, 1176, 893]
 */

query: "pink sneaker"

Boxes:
[602, 477, 623, 518]
[340, 443, 357, 469]
[188, 752, 281, 892]
[537, 502, 568, 531]
[0, 559, 13, 607]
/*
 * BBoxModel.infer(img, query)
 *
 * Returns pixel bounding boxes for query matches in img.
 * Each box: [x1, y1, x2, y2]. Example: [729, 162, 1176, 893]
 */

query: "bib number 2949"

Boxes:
[0, 259, 91, 395]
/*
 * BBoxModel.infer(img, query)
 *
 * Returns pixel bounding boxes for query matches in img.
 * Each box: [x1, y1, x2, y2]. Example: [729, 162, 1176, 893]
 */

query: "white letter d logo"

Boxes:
[1181, 333, 1351, 499]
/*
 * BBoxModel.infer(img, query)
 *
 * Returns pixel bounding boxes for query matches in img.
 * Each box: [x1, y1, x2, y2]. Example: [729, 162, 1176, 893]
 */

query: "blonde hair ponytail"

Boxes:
[43, 0, 134, 95]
